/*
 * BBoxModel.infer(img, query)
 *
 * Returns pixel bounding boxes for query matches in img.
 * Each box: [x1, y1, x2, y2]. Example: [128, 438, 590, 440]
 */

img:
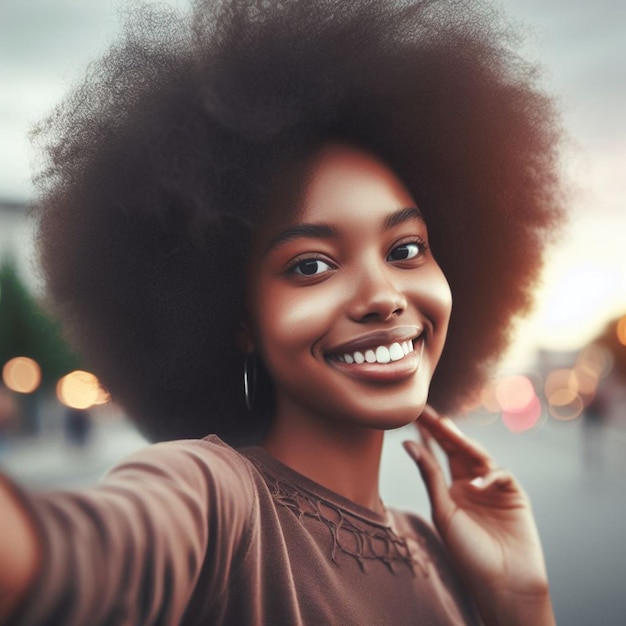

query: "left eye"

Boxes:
[387, 242, 420, 261]
[292, 259, 334, 276]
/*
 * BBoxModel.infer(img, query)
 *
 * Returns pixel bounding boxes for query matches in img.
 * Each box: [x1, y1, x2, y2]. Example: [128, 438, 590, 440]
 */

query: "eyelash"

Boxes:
[386, 237, 428, 262]
[289, 254, 336, 277]
[287, 237, 428, 278]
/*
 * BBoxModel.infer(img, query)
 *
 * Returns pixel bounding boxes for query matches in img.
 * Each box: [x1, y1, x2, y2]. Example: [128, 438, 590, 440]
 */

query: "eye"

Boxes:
[291, 258, 334, 276]
[387, 241, 424, 262]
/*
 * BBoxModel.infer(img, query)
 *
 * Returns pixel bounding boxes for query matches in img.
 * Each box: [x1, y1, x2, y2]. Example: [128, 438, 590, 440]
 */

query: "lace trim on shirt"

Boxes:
[265, 475, 433, 576]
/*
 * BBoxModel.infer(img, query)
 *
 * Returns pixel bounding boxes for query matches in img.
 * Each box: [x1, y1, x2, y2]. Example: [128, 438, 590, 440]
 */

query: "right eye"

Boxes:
[291, 258, 334, 276]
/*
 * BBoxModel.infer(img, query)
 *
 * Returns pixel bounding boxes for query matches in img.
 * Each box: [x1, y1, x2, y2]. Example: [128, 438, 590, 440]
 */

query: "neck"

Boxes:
[262, 401, 385, 514]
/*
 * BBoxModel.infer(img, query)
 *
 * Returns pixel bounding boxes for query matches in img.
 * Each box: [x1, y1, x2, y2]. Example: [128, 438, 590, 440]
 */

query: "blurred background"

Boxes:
[1, 0, 625, 623]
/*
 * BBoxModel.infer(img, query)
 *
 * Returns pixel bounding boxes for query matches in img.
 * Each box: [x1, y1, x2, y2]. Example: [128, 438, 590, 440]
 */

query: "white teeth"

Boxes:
[375, 346, 391, 363]
[389, 342, 404, 361]
[333, 337, 420, 365]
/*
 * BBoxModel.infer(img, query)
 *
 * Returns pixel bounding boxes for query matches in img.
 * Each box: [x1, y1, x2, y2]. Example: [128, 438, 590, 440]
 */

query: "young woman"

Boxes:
[1, 0, 564, 623]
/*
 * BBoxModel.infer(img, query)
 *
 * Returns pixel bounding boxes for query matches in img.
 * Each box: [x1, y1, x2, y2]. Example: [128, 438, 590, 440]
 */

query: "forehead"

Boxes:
[297, 144, 415, 223]
[258, 143, 418, 244]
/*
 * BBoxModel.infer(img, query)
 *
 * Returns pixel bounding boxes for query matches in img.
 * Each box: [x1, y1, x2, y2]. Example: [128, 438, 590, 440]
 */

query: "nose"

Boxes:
[347, 264, 408, 323]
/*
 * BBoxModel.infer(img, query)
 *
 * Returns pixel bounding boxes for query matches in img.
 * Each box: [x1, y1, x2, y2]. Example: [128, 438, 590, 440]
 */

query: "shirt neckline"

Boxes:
[240, 445, 392, 528]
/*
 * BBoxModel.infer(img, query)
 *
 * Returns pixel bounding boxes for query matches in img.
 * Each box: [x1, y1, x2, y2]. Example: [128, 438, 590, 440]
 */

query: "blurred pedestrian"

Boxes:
[63, 407, 92, 448]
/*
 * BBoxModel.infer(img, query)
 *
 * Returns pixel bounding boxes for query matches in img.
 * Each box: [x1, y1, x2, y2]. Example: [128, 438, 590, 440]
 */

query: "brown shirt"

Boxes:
[9, 436, 479, 625]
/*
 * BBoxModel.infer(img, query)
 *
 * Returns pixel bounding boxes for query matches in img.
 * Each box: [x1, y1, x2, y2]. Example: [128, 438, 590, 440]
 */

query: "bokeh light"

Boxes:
[56, 370, 109, 410]
[2, 356, 41, 394]
[544, 368, 584, 421]
[494, 375, 542, 433]
[502, 394, 543, 433]
[495, 375, 535, 413]
[576, 344, 613, 380]
[545, 369, 573, 399]
[547, 389, 584, 421]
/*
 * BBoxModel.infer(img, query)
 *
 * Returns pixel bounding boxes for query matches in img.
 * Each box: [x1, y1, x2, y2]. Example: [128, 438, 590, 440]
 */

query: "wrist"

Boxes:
[472, 584, 555, 626]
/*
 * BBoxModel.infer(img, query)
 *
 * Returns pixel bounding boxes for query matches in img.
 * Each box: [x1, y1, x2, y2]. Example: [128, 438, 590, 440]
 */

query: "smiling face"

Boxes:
[246, 144, 452, 432]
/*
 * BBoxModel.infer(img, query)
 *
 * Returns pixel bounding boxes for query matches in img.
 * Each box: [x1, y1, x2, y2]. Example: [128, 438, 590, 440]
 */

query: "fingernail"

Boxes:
[402, 440, 420, 459]
[470, 476, 485, 488]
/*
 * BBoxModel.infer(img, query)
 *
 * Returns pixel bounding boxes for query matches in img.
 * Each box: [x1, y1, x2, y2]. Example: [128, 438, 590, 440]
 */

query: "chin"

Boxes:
[370, 412, 422, 431]
[338, 402, 426, 431]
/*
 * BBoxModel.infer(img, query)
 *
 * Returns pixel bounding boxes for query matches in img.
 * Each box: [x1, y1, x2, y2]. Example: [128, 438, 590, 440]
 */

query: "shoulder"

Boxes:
[104, 435, 251, 481]
[104, 434, 257, 510]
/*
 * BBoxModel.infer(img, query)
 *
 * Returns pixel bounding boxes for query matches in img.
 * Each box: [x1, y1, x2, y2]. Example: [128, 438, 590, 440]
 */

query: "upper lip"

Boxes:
[325, 325, 423, 356]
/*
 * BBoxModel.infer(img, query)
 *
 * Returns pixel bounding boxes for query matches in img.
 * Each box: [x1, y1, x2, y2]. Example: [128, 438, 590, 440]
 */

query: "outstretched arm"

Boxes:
[0, 477, 41, 622]
[404, 405, 555, 626]
[0, 438, 254, 626]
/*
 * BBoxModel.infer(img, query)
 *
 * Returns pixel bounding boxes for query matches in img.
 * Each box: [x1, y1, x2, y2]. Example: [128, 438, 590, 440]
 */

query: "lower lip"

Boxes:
[326, 344, 423, 384]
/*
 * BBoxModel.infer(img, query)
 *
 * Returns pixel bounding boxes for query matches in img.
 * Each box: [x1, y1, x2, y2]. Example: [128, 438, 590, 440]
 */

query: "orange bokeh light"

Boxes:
[544, 369, 573, 398]
[547, 389, 583, 421]
[56, 370, 109, 410]
[2, 357, 41, 394]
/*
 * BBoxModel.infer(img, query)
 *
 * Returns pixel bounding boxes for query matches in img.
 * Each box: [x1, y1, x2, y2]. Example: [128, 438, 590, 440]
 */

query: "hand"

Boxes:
[403, 405, 555, 625]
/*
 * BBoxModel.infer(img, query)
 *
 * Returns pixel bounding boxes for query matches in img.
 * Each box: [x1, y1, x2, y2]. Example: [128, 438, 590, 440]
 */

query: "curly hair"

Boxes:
[33, 0, 564, 444]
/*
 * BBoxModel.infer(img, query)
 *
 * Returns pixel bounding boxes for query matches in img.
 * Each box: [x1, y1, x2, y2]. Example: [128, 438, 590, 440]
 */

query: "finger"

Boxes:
[417, 405, 495, 470]
[416, 421, 435, 454]
[403, 440, 454, 523]
[469, 468, 520, 494]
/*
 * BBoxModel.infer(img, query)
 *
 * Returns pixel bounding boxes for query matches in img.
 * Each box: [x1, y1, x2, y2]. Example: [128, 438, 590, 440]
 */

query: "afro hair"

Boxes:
[33, 0, 565, 444]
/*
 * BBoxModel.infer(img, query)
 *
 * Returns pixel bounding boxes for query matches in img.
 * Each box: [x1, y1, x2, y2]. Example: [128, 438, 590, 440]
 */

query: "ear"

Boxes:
[237, 319, 255, 354]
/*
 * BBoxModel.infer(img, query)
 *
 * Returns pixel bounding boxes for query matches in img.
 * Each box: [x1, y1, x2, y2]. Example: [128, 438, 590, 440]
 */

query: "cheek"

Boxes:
[408, 265, 452, 363]
[411, 265, 452, 326]
[434, 269, 453, 325]
[252, 278, 339, 359]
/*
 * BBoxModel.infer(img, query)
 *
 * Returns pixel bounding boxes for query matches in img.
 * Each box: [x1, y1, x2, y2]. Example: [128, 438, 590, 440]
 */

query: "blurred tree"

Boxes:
[0, 258, 80, 389]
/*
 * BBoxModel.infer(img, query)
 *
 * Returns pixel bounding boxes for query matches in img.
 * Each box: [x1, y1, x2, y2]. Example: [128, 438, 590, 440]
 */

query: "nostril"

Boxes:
[361, 312, 380, 322]
[358, 304, 405, 323]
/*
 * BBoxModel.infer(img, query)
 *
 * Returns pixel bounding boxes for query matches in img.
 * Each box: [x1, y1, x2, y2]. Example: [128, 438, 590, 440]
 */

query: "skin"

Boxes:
[245, 143, 555, 624]
[0, 477, 40, 621]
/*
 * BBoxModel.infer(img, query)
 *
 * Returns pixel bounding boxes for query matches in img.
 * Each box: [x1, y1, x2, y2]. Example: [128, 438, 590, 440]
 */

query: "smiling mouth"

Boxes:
[326, 337, 419, 365]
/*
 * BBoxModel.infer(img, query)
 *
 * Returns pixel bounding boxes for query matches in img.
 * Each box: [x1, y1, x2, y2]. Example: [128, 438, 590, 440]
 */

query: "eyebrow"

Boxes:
[385, 206, 424, 228]
[265, 206, 424, 253]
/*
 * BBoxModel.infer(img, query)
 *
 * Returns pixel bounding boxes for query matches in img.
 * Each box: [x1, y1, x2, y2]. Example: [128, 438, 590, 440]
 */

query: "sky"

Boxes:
[1, 0, 625, 364]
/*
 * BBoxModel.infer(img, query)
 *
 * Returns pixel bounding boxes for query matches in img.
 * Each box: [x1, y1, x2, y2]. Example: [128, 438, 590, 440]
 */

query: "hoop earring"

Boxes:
[243, 353, 257, 411]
